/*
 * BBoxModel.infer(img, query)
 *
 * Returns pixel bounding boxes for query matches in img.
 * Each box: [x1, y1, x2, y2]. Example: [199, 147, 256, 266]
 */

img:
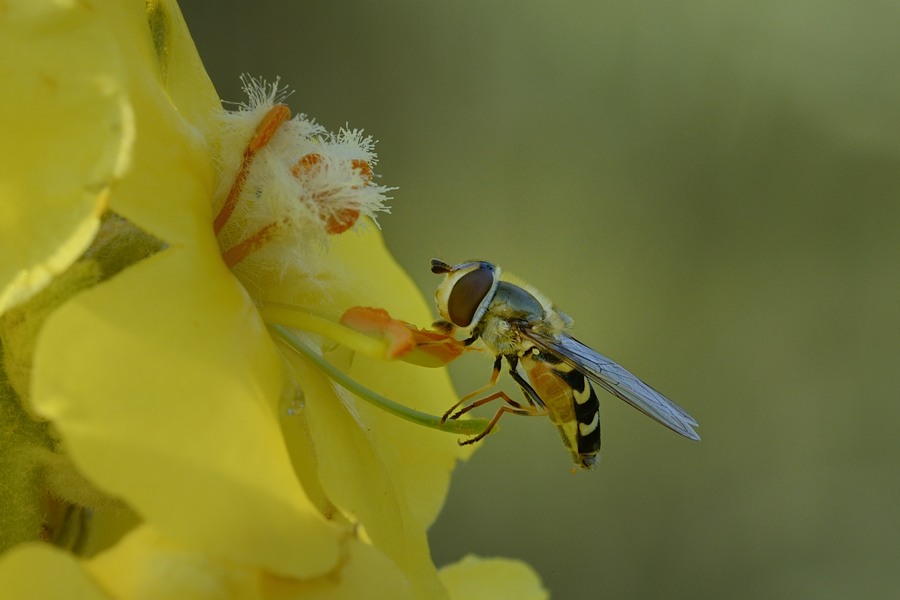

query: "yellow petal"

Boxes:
[326, 228, 473, 528]
[327, 226, 435, 325]
[88, 525, 260, 600]
[0, 543, 108, 600]
[143, 0, 221, 136]
[262, 225, 471, 539]
[440, 555, 549, 600]
[290, 357, 448, 599]
[272, 228, 472, 598]
[0, 0, 133, 314]
[333, 353, 468, 527]
[31, 246, 338, 578]
[86, 523, 418, 600]
[94, 0, 218, 248]
[259, 537, 418, 600]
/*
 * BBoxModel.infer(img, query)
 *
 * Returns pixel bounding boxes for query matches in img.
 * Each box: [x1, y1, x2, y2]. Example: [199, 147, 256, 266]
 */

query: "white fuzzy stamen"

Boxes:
[213, 76, 393, 281]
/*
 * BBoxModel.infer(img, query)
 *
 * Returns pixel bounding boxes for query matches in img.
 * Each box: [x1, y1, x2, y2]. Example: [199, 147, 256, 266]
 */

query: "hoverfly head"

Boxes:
[431, 259, 500, 329]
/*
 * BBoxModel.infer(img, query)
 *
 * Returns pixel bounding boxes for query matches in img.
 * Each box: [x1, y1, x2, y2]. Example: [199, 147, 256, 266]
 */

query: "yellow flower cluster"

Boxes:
[0, 0, 547, 598]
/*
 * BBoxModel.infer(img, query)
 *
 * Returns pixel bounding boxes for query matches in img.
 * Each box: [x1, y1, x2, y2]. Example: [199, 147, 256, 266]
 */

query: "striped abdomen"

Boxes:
[521, 352, 601, 468]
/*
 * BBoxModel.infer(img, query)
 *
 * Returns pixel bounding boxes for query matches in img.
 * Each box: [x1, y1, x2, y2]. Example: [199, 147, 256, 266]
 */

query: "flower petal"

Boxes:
[290, 357, 449, 599]
[88, 525, 260, 600]
[275, 228, 474, 598]
[0, 0, 133, 314]
[259, 225, 472, 537]
[31, 246, 339, 578]
[0, 543, 108, 600]
[86, 523, 418, 600]
[259, 537, 418, 600]
[143, 0, 221, 136]
[324, 227, 474, 528]
[440, 555, 549, 600]
[94, 0, 219, 248]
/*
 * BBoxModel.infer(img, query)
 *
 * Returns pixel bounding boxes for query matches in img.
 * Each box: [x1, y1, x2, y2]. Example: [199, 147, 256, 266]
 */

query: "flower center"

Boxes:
[211, 78, 389, 271]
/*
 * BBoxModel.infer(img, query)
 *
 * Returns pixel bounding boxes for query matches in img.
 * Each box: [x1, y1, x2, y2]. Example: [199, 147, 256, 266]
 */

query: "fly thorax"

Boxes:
[491, 281, 546, 320]
[478, 282, 548, 356]
[479, 312, 520, 355]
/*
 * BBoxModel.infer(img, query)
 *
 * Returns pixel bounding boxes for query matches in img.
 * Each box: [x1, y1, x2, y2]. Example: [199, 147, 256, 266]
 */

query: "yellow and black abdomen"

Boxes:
[522, 353, 601, 468]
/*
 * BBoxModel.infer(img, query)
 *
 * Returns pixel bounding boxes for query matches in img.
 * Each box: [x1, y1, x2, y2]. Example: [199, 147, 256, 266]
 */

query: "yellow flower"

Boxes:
[0, 0, 548, 598]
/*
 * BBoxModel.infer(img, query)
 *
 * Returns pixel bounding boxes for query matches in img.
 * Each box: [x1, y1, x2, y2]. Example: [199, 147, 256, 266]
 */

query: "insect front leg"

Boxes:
[432, 319, 479, 345]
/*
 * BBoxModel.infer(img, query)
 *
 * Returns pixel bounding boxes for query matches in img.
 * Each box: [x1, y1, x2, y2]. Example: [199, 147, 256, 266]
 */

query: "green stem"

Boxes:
[272, 324, 489, 436]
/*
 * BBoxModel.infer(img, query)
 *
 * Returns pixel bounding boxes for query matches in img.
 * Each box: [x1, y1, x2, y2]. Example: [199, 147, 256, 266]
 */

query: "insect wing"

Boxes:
[521, 329, 700, 440]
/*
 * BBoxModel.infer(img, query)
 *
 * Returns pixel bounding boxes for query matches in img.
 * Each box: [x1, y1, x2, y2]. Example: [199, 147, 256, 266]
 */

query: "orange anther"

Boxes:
[351, 159, 372, 180]
[340, 306, 467, 366]
[341, 307, 416, 358]
[404, 326, 466, 366]
[323, 208, 360, 235]
[290, 153, 370, 235]
[291, 153, 322, 177]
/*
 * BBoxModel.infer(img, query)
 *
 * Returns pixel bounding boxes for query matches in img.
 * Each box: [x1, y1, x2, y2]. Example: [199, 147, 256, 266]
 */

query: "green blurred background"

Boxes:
[179, 1, 900, 598]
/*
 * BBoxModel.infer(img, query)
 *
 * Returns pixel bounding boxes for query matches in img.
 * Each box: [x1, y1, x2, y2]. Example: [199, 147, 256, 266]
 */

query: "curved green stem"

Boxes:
[272, 324, 489, 436]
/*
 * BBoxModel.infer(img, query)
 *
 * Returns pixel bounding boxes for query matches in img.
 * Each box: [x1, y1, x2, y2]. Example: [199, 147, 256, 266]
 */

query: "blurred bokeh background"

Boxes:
[179, 1, 900, 598]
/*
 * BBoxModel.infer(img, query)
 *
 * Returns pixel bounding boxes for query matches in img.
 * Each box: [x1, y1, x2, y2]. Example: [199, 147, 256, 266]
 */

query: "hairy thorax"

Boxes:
[479, 281, 552, 357]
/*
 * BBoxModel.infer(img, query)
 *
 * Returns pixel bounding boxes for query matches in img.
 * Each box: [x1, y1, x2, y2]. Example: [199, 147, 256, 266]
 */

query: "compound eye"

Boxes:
[447, 266, 494, 327]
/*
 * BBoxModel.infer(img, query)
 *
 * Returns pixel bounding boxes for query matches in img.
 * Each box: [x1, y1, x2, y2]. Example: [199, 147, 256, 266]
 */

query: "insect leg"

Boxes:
[449, 390, 524, 420]
[459, 403, 546, 446]
[430, 319, 478, 345]
[440, 355, 503, 423]
[506, 356, 546, 408]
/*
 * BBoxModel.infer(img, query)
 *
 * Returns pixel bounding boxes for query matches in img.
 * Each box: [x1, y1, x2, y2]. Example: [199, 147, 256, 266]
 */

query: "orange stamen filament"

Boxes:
[213, 104, 292, 235]
[221, 222, 279, 268]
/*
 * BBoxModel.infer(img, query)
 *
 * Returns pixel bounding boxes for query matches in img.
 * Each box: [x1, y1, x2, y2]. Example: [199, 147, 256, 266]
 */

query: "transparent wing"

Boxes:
[521, 329, 700, 441]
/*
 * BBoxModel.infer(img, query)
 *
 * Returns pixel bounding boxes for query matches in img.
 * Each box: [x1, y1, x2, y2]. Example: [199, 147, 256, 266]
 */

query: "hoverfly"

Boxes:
[431, 259, 699, 468]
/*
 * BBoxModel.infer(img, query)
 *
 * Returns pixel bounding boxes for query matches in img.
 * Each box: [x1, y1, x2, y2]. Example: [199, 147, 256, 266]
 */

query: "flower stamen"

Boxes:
[213, 103, 291, 235]
[291, 153, 373, 235]
[220, 221, 279, 268]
